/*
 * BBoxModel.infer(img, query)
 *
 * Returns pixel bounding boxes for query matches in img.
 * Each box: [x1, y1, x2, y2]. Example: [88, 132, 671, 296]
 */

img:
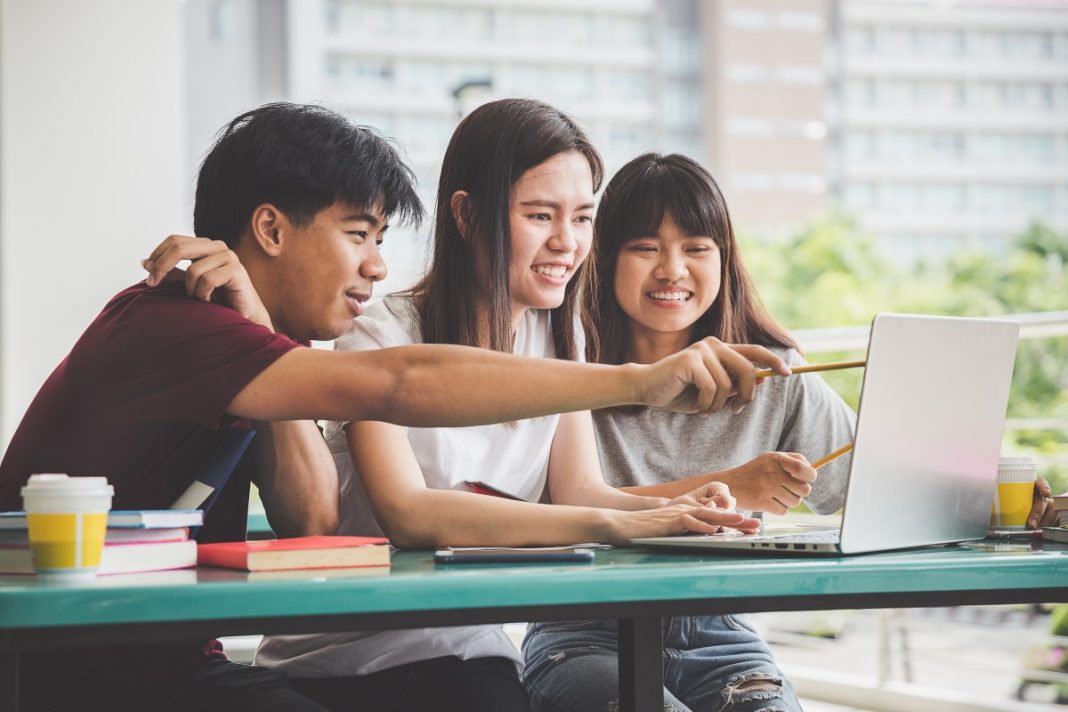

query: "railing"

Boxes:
[794, 310, 1068, 354]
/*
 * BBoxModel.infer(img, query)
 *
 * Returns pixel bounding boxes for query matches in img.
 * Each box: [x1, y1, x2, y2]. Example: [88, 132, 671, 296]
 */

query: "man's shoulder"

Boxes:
[103, 281, 254, 325]
[72, 280, 293, 372]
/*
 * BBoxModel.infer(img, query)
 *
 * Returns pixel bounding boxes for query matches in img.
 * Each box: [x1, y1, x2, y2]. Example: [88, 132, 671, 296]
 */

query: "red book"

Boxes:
[198, 536, 390, 572]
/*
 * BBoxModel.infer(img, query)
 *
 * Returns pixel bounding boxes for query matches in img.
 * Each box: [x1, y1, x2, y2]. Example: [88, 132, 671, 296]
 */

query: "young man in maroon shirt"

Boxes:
[0, 103, 789, 711]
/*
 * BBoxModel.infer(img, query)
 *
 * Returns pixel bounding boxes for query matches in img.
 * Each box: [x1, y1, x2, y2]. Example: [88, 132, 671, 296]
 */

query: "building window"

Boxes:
[914, 80, 964, 109]
[845, 182, 876, 209]
[848, 27, 876, 54]
[608, 126, 654, 155]
[324, 0, 340, 34]
[777, 65, 822, 86]
[726, 10, 770, 29]
[727, 118, 773, 137]
[661, 84, 699, 126]
[325, 57, 342, 84]
[781, 173, 825, 193]
[209, 0, 234, 41]
[662, 28, 700, 73]
[726, 63, 768, 83]
[606, 16, 649, 45]
[926, 183, 966, 211]
[845, 130, 875, 158]
[928, 132, 965, 160]
[340, 1, 394, 36]
[846, 79, 876, 106]
[882, 27, 918, 54]
[1019, 134, 1055, 161]
[607, 69, 650, 100]
[1021, 185, 1055, 213]
[879, 80, 913, 109]
[883, 182, 920, 209]
[777, 12, 823, 32]
[733, 173, 772, 191]
[973, 184, 1013, 213]
[780, 121, 827, 140]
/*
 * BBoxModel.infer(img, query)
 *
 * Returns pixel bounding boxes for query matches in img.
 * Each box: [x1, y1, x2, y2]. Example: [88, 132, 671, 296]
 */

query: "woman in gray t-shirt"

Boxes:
[522, 153, 856, 712]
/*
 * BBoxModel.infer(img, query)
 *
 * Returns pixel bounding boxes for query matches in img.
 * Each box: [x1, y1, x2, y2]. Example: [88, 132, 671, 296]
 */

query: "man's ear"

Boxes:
[248, 204, 287, 257]
[450, 190, 473, 242]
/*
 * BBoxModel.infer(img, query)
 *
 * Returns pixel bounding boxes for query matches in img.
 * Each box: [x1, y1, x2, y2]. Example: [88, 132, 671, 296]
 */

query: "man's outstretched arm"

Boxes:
[226, 338, 789, 427]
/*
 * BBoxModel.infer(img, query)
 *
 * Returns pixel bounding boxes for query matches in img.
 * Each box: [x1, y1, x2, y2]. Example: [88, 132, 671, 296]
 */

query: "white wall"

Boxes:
[0, 0, 187, 453]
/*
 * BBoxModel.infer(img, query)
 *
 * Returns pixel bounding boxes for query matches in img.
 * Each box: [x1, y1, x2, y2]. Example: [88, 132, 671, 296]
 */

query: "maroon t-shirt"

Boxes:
[0, 281, 301, 703]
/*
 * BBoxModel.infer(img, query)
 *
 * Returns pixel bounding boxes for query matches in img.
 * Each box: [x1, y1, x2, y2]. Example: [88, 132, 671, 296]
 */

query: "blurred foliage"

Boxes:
[740, 216, 1068, 493]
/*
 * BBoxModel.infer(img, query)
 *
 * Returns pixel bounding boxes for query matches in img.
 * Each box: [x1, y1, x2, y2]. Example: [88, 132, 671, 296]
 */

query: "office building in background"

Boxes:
[833, 0, 1068, 257]
[186, 0, 1068, 273]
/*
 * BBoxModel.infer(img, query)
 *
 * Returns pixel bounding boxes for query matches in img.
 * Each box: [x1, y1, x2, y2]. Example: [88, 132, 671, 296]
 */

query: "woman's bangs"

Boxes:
[661, 170, 724, 246]
[611, 168, 723, 247]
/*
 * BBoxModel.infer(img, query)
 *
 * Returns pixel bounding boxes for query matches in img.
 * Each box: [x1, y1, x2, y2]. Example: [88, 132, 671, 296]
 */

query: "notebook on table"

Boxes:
[633, 313, 1020, 556]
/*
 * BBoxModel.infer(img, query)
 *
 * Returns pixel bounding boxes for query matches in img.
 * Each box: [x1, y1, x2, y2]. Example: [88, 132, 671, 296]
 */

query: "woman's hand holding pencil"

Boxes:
[725, 452, 818, 515]
[724, 443, 853, 515]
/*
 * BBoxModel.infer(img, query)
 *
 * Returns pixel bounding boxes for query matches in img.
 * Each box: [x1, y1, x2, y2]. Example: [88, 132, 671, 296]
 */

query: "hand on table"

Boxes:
[605, 502, 761, 546]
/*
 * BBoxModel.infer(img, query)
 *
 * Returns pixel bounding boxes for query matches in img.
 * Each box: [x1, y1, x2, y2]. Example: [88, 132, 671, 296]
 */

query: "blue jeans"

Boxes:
[522, 616, 802, 712]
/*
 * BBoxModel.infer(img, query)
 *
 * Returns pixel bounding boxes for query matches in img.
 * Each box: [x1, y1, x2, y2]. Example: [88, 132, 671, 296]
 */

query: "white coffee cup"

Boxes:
[21, 474, 114, 580]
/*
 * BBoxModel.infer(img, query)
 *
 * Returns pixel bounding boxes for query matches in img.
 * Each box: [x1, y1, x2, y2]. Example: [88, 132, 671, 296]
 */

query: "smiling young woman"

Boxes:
[521, 153, 858, 712]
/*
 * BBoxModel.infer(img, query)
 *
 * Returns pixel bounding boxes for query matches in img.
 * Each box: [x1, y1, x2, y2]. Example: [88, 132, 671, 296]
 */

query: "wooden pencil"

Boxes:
[812, 443, 854, 470]
[755, 359, 866, 379]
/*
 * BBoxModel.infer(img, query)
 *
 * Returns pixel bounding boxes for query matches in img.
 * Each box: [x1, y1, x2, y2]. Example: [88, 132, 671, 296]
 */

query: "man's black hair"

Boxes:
[194, 103, 423, 246]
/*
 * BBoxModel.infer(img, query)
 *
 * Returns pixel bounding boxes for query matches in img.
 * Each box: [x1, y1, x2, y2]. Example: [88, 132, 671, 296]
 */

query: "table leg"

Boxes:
[1, 649, 18, 712]
[618, 615, 663, 712]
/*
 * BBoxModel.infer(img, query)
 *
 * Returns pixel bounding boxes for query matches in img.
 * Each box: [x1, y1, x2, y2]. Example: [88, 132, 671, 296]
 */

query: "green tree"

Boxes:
[741, 217, 1068, 492]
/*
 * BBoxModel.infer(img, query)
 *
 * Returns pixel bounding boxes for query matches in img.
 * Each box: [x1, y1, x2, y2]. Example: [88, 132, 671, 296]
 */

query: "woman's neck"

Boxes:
[627, 322, 693, 364]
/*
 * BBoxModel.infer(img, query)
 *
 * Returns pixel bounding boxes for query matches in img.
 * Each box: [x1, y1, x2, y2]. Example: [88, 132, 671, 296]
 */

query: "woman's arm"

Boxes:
[620, 453, 816, 514]
[347, 420, 756, 549]
[546, 411, 668, 511]
[545, 411, 748, 521]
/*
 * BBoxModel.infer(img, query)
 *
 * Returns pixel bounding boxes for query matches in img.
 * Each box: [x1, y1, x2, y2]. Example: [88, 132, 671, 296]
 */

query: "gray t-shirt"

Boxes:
[594, 349, 856, 514]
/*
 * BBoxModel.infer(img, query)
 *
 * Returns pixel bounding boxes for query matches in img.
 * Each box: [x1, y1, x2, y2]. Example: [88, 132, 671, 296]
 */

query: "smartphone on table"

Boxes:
[434, 547, 595, 564]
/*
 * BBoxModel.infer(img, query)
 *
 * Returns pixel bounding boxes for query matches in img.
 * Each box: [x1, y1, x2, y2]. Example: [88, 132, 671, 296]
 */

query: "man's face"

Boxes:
[270, 202, 389, 340]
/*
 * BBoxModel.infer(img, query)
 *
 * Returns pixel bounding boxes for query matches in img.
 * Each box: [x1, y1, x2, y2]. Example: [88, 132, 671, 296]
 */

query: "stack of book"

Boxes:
[1042, 495, 1068, 543]
[0, 509, 202, 575]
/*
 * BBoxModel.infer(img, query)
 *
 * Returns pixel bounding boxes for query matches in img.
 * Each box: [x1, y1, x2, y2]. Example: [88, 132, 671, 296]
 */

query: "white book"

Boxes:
[0, 539, 197, 576]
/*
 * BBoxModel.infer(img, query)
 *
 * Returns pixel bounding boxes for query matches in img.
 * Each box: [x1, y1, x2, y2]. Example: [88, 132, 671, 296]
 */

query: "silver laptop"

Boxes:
[633, 313, 1020, 556]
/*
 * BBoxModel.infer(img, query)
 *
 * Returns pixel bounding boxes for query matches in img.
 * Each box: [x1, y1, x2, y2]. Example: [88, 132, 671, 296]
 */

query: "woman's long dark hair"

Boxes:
[583, 153, 797, 365]
[408, 98, 603, 360]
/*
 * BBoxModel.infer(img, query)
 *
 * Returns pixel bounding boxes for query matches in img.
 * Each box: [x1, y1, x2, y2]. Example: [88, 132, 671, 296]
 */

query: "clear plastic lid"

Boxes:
[998, 457, 1037, 467]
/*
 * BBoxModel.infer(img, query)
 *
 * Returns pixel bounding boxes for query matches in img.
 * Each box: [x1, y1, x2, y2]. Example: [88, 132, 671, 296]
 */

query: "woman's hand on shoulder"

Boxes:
[729, 452, 816, 515]
[635, 338, 790, 414]
[142, 235, 272, 330]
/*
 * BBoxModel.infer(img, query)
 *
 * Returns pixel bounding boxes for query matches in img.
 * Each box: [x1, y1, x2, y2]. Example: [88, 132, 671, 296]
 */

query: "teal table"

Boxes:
[2, 541, 1067, 711]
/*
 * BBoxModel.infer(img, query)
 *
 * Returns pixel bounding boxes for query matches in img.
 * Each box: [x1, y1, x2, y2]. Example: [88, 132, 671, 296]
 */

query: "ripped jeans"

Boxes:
[522, 616, 801, 712]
